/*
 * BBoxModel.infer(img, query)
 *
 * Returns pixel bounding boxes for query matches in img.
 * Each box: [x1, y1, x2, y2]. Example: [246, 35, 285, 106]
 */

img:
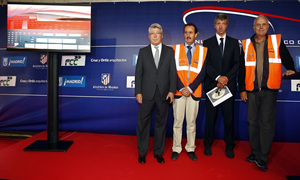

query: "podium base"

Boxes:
[24, 140, 73, 152]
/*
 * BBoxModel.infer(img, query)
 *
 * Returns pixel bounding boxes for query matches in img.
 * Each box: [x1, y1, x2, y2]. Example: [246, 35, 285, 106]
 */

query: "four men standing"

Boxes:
[135, 14, 296, 172]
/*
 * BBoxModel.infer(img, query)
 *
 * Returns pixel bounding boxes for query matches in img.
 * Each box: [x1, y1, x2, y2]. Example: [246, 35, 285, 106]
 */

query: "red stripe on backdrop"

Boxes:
[183, 6, 300, 22]
[0, 131, 299, 180]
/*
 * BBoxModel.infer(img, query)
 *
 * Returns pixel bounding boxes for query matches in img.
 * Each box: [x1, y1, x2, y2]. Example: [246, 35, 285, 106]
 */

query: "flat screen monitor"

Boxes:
[7, 3, 91, 53]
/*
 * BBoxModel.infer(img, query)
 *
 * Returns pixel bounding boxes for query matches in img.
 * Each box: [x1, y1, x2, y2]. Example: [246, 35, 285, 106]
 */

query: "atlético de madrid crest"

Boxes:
[101, 73, 110, 85]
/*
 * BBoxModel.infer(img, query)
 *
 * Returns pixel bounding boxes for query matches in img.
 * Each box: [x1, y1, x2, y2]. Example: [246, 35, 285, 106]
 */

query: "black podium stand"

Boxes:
[24, 52, 73, 152]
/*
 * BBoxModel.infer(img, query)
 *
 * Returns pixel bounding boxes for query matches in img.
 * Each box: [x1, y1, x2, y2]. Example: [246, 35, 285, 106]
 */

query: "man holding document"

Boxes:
[203, 13, 240, 158]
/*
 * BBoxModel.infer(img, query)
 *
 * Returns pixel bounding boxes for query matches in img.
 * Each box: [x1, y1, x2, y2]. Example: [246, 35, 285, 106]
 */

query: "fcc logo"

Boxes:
[126, 76, 135, 88]
[0, 76, 17, 87]
[61, 55, 86, 66]
[291, 80, 300, 92]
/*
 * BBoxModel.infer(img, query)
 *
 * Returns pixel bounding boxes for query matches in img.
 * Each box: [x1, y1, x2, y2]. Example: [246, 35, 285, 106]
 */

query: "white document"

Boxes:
[206, 86, 233, 107]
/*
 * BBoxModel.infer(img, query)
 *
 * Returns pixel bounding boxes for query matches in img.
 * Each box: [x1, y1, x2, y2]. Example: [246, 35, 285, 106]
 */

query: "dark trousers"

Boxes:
[136, 87, 169, 156]
[247, 90, 277, 163]
[204, 95, 236, 149]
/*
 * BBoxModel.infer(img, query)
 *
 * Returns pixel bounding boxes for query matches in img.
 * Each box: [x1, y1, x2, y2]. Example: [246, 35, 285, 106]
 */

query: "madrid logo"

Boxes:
[1, 57, 27, 67]
[2, 58, 8, 66]
[296, 56, 300, 68]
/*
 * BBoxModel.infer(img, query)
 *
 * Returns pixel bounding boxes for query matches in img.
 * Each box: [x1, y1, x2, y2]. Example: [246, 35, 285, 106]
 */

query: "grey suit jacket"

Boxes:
[203, 35, 240, 92]
[135, 44, 177, 101]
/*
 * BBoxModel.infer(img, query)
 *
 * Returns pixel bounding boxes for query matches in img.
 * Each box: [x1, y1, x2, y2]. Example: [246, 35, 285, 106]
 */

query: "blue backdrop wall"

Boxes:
[0, 1, 300, 142]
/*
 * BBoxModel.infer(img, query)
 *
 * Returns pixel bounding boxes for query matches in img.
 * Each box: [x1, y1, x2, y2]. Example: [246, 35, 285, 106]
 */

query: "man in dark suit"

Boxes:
[203, 14, 240, 158]
[135, 23, 177, 164]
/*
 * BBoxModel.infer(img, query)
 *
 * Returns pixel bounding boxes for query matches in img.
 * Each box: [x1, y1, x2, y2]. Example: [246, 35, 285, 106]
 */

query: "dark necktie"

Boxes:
[187, 46, 192, 65]
[220, 38, 224, 56]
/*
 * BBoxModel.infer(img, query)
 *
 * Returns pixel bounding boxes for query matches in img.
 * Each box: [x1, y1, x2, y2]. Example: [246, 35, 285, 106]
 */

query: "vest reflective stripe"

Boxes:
[267, 34, 282, 89]
[242, 34, 282, 91]
[173, 44, 207, 97]
[243, 39, 256, 91]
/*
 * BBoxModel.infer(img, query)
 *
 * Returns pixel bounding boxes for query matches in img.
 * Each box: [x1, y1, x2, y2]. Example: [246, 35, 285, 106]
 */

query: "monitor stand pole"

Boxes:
[24, 52, 73, 152]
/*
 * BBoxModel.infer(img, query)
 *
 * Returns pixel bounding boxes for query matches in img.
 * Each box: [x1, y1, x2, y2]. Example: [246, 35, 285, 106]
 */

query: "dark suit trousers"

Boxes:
[136, 87, 169, 156]
[204, 94, 236, 149]
[247, 90, 277, 163]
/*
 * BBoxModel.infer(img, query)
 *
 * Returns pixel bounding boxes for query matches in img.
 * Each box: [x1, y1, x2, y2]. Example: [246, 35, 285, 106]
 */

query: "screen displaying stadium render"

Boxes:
[7, 4, 91, 52]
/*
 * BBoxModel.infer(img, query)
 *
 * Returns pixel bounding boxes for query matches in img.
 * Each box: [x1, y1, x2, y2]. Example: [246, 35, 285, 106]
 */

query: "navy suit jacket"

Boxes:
[203, 35, 240, 93]
[135, 44, 177, 100]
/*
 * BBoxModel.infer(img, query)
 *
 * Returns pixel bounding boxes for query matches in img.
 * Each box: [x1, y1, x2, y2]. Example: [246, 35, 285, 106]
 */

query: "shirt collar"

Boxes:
[184, 42, 195, 49]
[216, 33, 226, 42]
[151, 43, 162, 49]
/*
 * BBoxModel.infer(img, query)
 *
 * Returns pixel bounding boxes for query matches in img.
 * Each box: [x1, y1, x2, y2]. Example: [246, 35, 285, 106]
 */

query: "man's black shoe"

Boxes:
[187, 152, 198, 161]
[138, 156, 146, 164]
[171, 152, 179, 160]
[226, 149, 234, 159]
[254, 159, 267, 172]
[154, 155, 165, 163]
[204, 146, 212, 156]
[246, 154, 256, 163]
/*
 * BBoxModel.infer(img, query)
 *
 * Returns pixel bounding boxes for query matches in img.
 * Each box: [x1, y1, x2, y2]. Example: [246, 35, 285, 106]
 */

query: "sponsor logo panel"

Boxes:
[40, 53, 48, 65]
[0, 76, 17, 87]
[19, 79, 47, 84]
[296, 56, 300, 69]
[61, 55, 86, 66]
[59, 76, 86, 87]
[1, 56, 27, 67]
[133, 54, 138, 66]
[101, 73, 110, 86]
[32, 54, 48, 69]
[90, 58, 127, 63]
[93, 73, 119, 91]
[126, 76, 135, 88]
[291, 80, 300, 92]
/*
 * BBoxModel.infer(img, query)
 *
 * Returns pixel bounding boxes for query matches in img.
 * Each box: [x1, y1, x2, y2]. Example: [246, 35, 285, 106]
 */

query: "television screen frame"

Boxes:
[6, 3, 91, 53]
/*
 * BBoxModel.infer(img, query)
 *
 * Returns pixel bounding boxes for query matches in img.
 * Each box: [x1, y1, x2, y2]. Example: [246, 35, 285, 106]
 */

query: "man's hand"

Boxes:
[181, 87, 191, 97]
[136, 94, 143, 104]
[282, 70, 296, 77]
[240, 91, 248, 102]
[166, 92, 174, 104]
[217, 82, 224, 89]
[217, 76, 228, 87]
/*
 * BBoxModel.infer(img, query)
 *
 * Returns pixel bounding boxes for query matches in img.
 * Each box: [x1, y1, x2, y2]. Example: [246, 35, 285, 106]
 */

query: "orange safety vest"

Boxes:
[242, 34, 282, 91]
[173, 44, 207, 97]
